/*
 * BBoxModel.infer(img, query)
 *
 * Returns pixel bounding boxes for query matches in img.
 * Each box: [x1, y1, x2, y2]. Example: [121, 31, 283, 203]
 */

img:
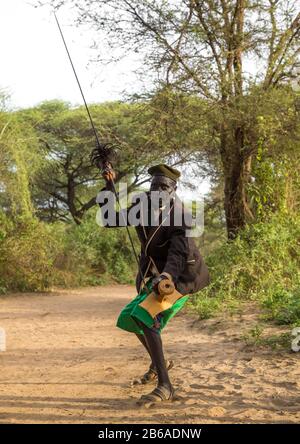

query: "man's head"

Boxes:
[148, 164, 180, 207]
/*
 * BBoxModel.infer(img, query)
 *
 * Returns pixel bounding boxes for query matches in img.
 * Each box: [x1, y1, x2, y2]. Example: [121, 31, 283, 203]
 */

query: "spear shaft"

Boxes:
[53, 11, 148, 291]
[54, 11, 101, 147]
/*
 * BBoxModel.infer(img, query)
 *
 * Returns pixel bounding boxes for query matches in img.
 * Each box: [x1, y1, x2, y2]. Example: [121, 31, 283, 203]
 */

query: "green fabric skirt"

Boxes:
[116, 280, 189, 335]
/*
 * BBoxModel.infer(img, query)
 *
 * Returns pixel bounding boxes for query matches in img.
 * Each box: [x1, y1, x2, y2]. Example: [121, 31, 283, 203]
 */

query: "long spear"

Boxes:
[53, 11, 147, 290]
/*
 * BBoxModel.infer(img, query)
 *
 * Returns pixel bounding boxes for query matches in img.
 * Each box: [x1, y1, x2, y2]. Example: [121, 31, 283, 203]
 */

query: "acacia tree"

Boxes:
[18, 100, 151, 224]
[0, 110, 40, 219]
[19, 98, 204, 223]
[45, 0, 300, 237]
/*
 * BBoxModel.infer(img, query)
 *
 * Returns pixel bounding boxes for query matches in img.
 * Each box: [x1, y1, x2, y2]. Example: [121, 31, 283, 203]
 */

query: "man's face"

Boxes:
[150, 175, 177, 208]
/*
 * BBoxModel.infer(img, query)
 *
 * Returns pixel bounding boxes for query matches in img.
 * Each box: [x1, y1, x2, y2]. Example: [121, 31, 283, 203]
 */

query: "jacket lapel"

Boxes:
[145, 201, 174, 256]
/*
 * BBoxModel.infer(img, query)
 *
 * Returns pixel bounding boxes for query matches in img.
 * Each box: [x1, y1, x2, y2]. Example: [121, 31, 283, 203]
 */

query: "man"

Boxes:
[97, 164, 210, 404]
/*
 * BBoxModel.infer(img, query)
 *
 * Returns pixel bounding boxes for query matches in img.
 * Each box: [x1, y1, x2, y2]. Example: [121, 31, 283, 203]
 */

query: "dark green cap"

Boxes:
[148, 164, 181, 182]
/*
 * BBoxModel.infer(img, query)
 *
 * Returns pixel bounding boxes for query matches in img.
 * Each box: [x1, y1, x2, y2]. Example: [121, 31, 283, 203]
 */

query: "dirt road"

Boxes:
[0, 285, 299, 423]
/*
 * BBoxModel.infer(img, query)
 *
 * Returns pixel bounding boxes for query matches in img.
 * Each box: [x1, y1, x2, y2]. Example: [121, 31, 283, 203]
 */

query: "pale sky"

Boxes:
[1, 0, 141, 109]
[0, 0, 210, 197]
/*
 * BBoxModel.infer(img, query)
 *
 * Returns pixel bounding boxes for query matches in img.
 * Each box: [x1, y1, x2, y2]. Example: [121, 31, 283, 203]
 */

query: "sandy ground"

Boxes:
[0, 285, 299, 424]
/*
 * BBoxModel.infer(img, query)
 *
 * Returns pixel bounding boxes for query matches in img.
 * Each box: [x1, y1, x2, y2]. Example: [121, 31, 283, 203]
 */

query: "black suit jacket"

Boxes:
[97, 189, 210, 295]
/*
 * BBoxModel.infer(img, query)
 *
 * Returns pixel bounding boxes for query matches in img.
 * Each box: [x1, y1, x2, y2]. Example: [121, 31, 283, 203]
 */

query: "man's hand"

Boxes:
[102, 163, 116, 183]
[152, 274, 169, 294]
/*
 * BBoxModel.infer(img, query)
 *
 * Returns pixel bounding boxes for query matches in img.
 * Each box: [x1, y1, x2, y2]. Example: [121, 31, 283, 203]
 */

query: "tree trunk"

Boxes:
[218, 0, 249, 238]
[223, 160, 246, 239]
[67, 175, 81, 225]
[221, 124, 252, 239]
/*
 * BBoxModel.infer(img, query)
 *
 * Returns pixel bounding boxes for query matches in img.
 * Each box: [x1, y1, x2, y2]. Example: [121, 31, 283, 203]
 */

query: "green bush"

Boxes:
[0, 210, 137, 292]
[188, 293, 221, 320]
[262, 287, 300, 325]
[192, 213, 300, 324]
[0, 214, 62, 292]
[60, 212, 137, 286]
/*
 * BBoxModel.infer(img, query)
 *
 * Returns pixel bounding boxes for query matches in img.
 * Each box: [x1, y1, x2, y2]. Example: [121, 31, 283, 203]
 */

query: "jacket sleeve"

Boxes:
[162, 226, 189, 283]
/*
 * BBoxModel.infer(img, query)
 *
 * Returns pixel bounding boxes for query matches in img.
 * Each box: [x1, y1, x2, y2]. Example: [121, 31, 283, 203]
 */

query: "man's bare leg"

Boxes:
[135, 333, 155, 369]
[135, 323, 174, 402]
[142, 325, 172, 389]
